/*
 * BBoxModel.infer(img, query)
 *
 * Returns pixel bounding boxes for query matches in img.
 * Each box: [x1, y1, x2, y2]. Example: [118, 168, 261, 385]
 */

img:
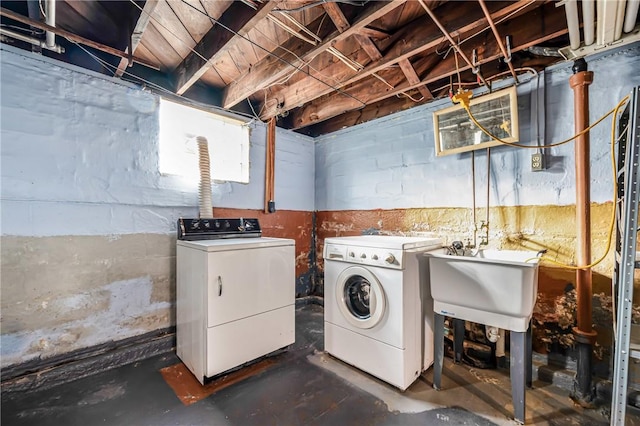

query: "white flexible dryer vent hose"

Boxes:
[197, 136, 213, 219]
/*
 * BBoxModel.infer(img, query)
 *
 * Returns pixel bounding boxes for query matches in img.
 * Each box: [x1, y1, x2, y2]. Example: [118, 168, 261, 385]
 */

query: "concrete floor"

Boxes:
[2, 303, 638, 426]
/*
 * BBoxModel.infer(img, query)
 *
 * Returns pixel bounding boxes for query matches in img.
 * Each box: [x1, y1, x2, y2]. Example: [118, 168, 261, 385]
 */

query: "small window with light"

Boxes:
[158, 98, 250, 183]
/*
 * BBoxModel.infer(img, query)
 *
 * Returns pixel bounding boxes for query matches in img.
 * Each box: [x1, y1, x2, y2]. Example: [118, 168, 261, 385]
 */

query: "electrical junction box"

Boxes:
[531, 153, 544, 171]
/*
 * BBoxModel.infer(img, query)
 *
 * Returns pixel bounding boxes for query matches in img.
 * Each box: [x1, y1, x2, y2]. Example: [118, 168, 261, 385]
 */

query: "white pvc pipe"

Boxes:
[0, 28, 63, 53]
[197, 136, 214, 219]
[45, 0, 56, 48]
[624, 0, 639, 33]
[598, 0, 619, 45]
[582, 0, 596, 46]
[615, 0, 627, 40]
[565, 0, 581, 50]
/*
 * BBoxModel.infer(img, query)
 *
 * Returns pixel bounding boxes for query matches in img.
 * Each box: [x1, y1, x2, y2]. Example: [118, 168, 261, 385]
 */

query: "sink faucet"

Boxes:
[447, 240, 466, 256]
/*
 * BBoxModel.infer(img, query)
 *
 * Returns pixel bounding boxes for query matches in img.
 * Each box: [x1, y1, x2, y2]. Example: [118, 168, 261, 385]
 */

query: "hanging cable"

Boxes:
[454, 92, 629, 149]
[167, 0, 367, 108]
[266, 14, 319, 45]
[67, 40, 263, 127]
[124, 0, 367, 114]
[524, 97, 630, 269]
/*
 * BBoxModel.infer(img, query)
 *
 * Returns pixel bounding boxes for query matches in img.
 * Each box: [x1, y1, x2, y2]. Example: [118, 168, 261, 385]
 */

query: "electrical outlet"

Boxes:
[531, 153, 544, 171]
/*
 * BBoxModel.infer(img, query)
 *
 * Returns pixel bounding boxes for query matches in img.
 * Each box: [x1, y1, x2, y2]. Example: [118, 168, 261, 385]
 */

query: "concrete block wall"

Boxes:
[316, 44, 640, 212]
[0, 46, 314, 368]
[314, 43, 640, 353]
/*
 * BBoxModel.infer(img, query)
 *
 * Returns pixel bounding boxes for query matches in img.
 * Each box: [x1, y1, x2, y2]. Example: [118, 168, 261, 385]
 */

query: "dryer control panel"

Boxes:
[324, 243, 405, 269]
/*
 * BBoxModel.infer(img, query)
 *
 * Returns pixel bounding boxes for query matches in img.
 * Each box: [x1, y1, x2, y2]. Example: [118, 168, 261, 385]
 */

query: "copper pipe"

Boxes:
[417, 0, 489, 88]
[0, 7, 159, 70]
[569, 62, 596, 343]
[477, 0, 518, 83]
[264, 117, 276, 214]
[472, 151, 477, 247]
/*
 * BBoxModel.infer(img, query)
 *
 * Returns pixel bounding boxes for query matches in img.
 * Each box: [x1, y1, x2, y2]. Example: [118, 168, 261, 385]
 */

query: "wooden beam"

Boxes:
[259, 0, 535, 119]
[284, 1, 567, 130]
[358, 27, 390, 39]
[322, 2, 382, 64]
[222, 0, 407, 109]
[173, 1, 275, 95]
[115, 0, 160, 77]
[354, 34, 383, 61]
[0, 7, 159, 70]
[302, 93, 431, 136]
[322, 2, 350, 33]
[398, 58, 432, 100]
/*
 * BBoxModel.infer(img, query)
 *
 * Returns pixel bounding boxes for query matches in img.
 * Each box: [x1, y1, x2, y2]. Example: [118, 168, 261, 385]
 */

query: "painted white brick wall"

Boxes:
[0, 46, 315, 237]
[315, 44, 640, 211]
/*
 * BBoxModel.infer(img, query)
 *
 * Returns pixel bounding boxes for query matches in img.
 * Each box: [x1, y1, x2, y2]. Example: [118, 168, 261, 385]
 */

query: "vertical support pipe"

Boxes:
[45, 0, 56, 48]
[569, 58, 598, 404]
[582, 0, 595, 46]
[477, 0, 518, 83]
[564, 0, 581, 50]
[264, 117, 276, 214]
[624, 0, 640, 33]
[432, 313, 445, 390]
[471, 151, 477, 248]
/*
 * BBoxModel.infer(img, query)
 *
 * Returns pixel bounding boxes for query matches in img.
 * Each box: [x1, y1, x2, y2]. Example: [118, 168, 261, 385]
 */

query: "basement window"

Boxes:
[158, 98, 250, 183]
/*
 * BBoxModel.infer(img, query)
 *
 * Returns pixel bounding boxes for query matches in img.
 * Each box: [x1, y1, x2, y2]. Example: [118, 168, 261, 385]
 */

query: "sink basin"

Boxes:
[426, 249, 540, 332]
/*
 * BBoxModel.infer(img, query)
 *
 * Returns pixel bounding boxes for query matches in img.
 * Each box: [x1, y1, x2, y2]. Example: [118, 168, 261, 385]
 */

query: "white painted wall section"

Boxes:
[0, 46, 315, 237]
[315, 44, 640, 212]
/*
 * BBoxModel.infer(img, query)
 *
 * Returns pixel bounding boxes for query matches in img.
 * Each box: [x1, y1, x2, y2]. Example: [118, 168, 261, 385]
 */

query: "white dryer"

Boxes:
[323, 235, 443, 390]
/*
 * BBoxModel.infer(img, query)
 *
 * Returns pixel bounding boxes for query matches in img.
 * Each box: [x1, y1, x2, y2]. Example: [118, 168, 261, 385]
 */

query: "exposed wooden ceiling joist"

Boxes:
[321, 2, 349, 33]
[222, 0, 407, 109]
[174, 0, 276, 95]
[258, 0, 536, 120]
[291, 1, 568, 134]
[0, 0, 581, 136]
[115, 0, 160, 77]
[0, 6, 159, 69]
[398, 58, 433, 101]
[322, 2, 382, 67]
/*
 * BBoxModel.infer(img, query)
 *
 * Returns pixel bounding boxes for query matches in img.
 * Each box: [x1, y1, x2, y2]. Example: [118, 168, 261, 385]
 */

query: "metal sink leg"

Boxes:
[510, 324, 532, 424]
[433, 313, 445, 390]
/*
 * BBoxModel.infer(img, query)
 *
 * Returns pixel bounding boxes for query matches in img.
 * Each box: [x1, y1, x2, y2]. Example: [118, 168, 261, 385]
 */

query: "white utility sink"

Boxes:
[426, 249, 540, 332]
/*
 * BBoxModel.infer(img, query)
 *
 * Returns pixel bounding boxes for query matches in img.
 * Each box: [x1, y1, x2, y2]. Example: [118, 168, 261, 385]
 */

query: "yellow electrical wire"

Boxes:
[518, 96, 629, 269]
[455, 91, 629, 149]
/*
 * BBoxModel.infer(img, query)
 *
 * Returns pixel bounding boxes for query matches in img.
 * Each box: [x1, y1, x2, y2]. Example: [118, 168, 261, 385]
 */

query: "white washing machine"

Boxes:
[323, 235, 443, 391]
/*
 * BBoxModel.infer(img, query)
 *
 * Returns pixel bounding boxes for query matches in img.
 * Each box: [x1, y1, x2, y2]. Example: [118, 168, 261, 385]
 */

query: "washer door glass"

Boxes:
[344, 276, 374, 319]
[336, 266, 386, 329]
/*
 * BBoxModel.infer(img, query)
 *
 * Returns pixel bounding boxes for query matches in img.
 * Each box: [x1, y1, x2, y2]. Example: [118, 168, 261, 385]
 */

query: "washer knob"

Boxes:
[349, 252, 355, 257]
[372, 254, 379, 260]
[385, 254, 396, 264]
[360, 253, 367, 259]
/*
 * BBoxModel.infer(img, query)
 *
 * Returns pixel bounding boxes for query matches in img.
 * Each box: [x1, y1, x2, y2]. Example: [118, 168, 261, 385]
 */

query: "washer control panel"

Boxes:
[324, 243, 404, 269]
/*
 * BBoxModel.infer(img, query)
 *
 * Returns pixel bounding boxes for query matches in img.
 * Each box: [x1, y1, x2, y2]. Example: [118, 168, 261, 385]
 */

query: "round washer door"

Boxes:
[335, 266, 386, 329]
